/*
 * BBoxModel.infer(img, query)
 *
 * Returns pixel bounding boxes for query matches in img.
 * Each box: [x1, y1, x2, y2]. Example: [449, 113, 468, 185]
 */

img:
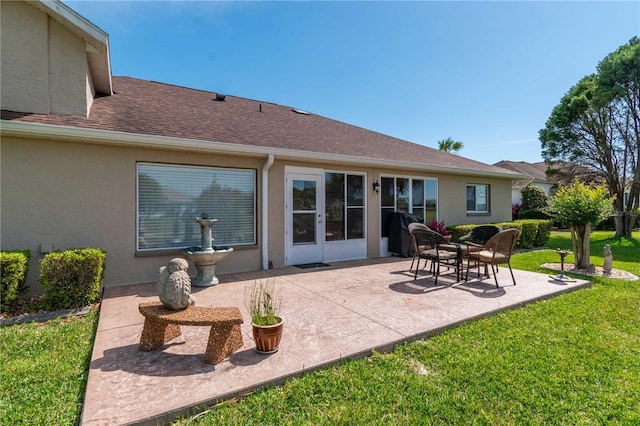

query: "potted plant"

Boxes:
[245, 278, 283, 354]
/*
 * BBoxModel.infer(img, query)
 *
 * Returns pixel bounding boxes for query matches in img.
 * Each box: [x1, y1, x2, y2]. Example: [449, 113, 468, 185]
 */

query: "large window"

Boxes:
[325, 172, 365, 241]
[380, 176, 438, 237]
[467, 184, 490, 213]
[137, 163, 256, 251]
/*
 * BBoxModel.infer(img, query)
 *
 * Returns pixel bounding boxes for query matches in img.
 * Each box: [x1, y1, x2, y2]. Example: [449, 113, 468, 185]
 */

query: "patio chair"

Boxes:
[458, 225, 503, 247]
[409, 223, 460, 285]
[465, 228, 520, 288]
[458, 225, 503, 275]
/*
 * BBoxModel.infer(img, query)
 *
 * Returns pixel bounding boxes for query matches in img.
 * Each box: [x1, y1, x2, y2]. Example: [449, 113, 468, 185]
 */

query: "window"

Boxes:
[467, 184, 489, 213]
[380, 176, 438, 237]
[137, 163, 256, 251]
[325, 172, 365, 241]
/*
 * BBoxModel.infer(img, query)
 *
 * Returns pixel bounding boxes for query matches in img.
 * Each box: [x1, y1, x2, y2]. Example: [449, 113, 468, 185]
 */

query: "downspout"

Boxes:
[261, 154, 275, 270]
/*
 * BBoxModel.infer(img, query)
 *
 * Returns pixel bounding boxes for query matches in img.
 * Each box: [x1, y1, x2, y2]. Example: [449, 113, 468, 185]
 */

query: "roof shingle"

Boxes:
[2, 76, 520, 176]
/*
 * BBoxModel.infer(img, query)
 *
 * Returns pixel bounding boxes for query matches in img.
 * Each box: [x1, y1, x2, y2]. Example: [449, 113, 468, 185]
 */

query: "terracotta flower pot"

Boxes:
[252, 317, 283, 354]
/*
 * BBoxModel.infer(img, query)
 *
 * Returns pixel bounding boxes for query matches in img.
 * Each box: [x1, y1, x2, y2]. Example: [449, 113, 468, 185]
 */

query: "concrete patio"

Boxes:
[81, 257, 590, 425]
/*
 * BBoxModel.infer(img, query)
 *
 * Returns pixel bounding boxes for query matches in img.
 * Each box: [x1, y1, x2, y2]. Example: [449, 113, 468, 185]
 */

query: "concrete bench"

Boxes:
[138, 301, 243, 364]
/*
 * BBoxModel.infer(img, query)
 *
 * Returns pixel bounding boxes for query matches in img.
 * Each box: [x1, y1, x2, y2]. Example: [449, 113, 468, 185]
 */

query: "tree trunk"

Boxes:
[614, 210, 635, 237]
[570, 223, 592, 269]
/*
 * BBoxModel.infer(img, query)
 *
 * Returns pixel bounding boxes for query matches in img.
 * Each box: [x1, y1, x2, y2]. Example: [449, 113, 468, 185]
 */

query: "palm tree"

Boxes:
[437, 137, 464, 154]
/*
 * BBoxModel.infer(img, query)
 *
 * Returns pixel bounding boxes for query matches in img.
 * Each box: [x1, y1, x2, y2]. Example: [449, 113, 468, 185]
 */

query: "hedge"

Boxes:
[447, 219, 553, 249]
[0, 250, 31, 311]
[40, 248, 106, 310]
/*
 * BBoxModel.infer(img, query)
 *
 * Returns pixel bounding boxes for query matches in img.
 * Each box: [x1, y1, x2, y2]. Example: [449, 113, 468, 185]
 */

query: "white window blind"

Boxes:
[137, 163, 256, 251]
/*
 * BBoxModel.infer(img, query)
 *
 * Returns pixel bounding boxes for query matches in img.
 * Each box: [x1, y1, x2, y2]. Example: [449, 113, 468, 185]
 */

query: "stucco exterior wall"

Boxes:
[1, 137, 263, 294]
[48, 18, 91, 117]
[2, 135, 514, 293]
[0, 1, 92, 117]
[1, 1, 49, 114]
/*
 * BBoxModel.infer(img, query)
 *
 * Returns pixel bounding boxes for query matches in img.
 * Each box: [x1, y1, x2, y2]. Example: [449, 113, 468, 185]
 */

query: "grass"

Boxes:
[1, 231, 638, 425]
[0, 311, 98, 426]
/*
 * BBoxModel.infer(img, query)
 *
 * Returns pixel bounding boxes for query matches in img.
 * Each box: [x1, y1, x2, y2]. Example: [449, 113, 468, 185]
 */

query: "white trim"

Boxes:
[33, 0, 108, 52]
[261, 154, 274, 270]
[1, 120, 528, 180]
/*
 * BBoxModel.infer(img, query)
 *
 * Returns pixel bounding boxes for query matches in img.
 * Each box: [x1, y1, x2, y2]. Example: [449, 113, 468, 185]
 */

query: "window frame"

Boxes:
[324, 170, 366, 242]
[466, 183, 490, 214]
[136, 162, 257, 253]
[380, 175, 438, 237]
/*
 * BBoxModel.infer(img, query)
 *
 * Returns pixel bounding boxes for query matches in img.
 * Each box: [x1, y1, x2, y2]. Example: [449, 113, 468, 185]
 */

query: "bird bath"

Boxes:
[182, 216, 233, 287]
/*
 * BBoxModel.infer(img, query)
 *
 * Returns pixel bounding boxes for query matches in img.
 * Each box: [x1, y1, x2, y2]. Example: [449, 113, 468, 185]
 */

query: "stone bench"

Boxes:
[138, 301, 243, 365]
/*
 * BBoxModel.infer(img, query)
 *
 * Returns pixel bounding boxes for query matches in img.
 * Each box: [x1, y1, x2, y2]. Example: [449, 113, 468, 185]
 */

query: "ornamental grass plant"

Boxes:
[244, 278, 282, 326]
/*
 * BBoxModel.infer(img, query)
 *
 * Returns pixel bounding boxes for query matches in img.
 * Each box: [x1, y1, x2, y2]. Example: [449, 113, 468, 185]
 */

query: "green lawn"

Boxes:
[1, 231, 638, 425]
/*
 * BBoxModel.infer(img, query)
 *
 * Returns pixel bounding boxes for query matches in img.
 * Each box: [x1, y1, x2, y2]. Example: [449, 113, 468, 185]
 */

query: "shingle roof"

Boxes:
[2, 76, 520, 176]
[493, 160, 549, 182]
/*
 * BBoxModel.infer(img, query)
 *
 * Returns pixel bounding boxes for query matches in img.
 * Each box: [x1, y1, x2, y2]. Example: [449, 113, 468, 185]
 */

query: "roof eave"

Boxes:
[1, 120, 527, 179]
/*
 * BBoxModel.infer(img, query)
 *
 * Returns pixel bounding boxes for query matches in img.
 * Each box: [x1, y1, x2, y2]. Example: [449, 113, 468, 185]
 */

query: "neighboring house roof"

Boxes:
[2, 77, 524, 179]
[493, 160, 550, 186]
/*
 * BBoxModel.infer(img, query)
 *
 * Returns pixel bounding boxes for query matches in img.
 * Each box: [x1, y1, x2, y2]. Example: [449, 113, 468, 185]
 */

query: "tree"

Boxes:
[540, 37, 640, 237]
[437, 137, 464, 154]
[549, 179, 613, 269]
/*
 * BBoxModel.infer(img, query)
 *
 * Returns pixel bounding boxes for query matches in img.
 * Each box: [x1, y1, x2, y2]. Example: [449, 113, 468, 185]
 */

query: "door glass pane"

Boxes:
[381, 177, 395, 206]
[412, 180, 424, 207]
[412, 208, 424, 222]
[293, 180, 316, 211]
[381, 207, 394, 238]
[347, 208, 364, 239]
[425, 179, 437, 222]
[325, 173, 345, 241]
[347, 175, 364, 206]
[396, 178, 409, 212]
[293, 213, 315, 244]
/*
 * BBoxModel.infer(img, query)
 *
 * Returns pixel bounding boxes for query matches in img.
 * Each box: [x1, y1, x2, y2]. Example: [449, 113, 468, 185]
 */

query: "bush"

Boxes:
[0, 250, 31, 311]
[532, 220, 553, 246]
[521, 184, 549, 210]
[40, 248, 106, 309]
[518, 208, 552, 220]
[448, 219, 553, 249]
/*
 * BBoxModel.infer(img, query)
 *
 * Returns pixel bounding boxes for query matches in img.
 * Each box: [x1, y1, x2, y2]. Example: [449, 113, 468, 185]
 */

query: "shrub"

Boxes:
[518, 208, 553, 220]
[521, 184, 549, 210]
[448, 220, 552, 249]
[532, 220, 553, 246]
[0, 250, 31, 310]
[40, 248, 106, 309]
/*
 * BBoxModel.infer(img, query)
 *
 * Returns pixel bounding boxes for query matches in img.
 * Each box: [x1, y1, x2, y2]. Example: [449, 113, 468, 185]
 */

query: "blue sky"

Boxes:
[67, 1, 639, 165]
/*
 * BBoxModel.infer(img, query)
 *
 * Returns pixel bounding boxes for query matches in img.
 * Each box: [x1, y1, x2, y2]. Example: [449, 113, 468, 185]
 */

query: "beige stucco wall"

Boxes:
[0, 1, 92, 117]
[0, 137, 263, 294]
[2, 134, 514, 293]
[48, 18, 92, 116]
[1, 1, 49, 114]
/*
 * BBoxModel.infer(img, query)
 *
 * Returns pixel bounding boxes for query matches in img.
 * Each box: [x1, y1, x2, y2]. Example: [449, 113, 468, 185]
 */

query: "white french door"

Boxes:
[285, 171, 324, 265]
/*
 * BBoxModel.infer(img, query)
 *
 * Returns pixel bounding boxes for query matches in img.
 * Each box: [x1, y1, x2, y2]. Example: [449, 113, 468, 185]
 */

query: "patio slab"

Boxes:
[81, 257, 590, 425]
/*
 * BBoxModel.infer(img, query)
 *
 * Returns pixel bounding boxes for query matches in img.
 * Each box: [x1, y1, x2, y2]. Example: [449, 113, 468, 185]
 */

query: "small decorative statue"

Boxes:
[603, 244, 613, 276]
[157, 258, 196, 310]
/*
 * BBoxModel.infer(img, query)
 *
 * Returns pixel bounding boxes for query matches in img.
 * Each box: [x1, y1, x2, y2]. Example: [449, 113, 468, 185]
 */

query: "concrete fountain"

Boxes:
[182, 214, 233, 287]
